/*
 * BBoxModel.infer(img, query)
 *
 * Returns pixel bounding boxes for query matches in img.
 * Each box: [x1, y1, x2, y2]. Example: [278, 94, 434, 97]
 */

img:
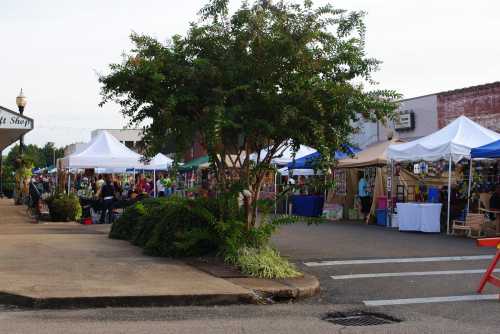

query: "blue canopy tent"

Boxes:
[471, 140, 500, 159]
[467, 139, 500, 212]
[287, 145, 361, 170]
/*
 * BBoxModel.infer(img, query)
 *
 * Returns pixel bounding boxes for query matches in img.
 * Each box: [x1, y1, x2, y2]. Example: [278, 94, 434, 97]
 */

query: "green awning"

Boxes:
[179, 155, 209, 172]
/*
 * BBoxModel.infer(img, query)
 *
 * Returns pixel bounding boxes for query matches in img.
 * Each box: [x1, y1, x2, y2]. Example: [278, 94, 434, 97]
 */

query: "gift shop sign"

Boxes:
[0, 110, 32, 129]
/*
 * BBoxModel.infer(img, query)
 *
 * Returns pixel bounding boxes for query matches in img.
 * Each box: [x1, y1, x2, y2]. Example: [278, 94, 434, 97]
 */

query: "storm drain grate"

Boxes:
[323, 311, 401, 327]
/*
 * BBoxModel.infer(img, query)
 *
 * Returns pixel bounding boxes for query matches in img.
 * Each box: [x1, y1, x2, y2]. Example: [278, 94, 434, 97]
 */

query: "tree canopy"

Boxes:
[5, 143, 64, 170]
[100, 0, 400, 225]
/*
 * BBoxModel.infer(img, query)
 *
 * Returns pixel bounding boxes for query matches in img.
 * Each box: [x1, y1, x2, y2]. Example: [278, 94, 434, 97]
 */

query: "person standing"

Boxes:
[99, 176, 115, 224]
[156, 174, 166, 197]
[358, 171, 371, 222]
[135, 174, 146, 194]
[164, 174, 173, 196]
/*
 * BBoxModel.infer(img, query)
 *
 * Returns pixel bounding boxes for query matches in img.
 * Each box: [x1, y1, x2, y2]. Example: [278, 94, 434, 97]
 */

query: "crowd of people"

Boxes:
[73, 172, 175, 224]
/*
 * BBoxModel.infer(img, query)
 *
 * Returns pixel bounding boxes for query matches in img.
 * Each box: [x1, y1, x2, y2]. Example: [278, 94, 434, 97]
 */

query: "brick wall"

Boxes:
[437, 82, 500, 131]
[183, 136, 207, 161]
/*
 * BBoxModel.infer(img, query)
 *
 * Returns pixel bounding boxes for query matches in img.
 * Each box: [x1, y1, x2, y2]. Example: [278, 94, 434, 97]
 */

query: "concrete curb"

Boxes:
[227, 274, 320, 301]
[186, 259, 320, 302]
[0, 291, 256, 309]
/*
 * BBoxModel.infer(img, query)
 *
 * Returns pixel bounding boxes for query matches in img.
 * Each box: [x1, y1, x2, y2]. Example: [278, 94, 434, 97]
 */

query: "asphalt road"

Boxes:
[273, 221, 500, 329]
[1, 220, 499, 333]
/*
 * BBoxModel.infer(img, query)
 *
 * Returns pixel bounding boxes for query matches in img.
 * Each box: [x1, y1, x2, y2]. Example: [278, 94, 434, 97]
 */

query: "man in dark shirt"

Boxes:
[99, 176, 115, 224]
[490, 185, 500, 211]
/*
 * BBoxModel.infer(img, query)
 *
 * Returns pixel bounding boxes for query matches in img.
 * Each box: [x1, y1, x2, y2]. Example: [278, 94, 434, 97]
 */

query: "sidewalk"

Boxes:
[0, 198, 253, 308]
[0, 198, 318, 308]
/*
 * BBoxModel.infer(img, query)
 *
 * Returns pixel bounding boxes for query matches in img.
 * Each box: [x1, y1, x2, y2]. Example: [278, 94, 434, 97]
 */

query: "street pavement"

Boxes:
[273, 221, 500, 329]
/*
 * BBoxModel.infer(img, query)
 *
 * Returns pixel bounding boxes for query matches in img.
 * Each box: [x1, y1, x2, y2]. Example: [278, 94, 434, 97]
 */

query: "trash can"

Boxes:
[376, 209, 388, 226]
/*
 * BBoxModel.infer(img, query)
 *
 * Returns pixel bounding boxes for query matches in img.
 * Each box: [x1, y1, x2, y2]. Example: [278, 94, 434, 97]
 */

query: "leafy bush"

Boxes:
[109, 201, 146, 240]
[46, 193, 82, 222]
[144, 198, 218, 257]
[110, 197, 219, 257]
[230, 246, 301, 279]
[108, 195, 308, 279]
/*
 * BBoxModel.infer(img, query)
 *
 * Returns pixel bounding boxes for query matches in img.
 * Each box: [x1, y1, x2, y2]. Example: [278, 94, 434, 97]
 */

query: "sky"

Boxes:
[1, 0, 499, 150]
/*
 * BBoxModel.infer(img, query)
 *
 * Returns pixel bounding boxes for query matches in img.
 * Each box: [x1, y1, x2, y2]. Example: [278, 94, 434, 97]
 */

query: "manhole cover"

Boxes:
[323, 311, 401, 327]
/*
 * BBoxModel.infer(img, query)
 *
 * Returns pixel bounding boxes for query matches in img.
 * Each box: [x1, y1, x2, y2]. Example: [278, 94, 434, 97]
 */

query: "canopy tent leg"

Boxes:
[447, 155, 452, 235]
[67, 169, 71, 194]
[388, 160, 394, 228]
[153, 169, 157, 198]
[466, 159, 473, 214]
[274, 169, 277, 215]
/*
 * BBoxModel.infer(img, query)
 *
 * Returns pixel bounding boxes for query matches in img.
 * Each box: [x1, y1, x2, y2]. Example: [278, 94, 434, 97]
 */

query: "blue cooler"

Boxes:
[376, 209, 388, 226]
[428, 187, 440, 203]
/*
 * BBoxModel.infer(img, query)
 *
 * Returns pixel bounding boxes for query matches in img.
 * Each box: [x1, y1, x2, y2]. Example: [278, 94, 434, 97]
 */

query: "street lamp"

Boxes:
[16, 89, 27, 154]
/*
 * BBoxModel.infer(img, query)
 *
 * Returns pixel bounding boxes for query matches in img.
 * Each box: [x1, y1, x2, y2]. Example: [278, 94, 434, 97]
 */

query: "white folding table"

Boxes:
[396, 203, 442, 233]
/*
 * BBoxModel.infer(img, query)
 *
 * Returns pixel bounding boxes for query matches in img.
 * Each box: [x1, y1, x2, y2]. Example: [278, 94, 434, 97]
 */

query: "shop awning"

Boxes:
[0, 106, 34, 151]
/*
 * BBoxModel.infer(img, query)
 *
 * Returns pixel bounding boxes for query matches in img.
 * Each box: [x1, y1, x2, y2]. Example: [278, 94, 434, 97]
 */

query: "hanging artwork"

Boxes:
[334, 169, 347, 196]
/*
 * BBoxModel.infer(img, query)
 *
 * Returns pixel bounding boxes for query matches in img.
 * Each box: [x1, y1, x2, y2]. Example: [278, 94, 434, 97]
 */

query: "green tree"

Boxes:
[6, 143, 64, 170]
[40, 142, 64, 168]
[99, 0, 400, 227]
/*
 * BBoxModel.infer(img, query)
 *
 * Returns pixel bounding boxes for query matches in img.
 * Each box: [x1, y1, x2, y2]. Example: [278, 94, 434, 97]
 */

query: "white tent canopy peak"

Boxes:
[387, 115, 500, 163]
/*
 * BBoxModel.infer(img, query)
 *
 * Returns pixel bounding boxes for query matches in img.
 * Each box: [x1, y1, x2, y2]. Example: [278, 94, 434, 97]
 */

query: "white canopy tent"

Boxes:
[143, 153, 173, 171]
[387, 116, 500, 234]
[387, 116, 500, 163]
[278, 167, 322, 176]
[143, 153, 174, 197]
[250, 143, 316, 165]
[59, 130, 144, 169]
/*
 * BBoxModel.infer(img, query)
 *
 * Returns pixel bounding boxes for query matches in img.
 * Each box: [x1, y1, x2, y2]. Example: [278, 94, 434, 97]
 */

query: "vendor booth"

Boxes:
[387, 116, 500, 234]
[59, 130, 143, 170]
[143, 153, 173, 171]
[251, 144, 318, 213]
[143, 153, 173, 196]
[326, 138, 403, 223]
[285, 145, 359, 217]
[467, 139, 500, 236]
[58, 130, 144, 192]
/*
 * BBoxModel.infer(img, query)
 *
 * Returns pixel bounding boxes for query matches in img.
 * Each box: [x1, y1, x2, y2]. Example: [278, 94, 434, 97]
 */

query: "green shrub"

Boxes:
[109, 201, 146, 240]
[107, 195, 305, 279]
[231, 246, 301, 279]
[46, 193, 82, 222]
[110, 197, 219, 257]
[144, 198, 218, 257]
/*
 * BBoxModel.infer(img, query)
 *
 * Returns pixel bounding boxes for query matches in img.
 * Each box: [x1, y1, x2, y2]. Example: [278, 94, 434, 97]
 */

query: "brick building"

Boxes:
[437, 82, 500, 131]
[352, 81, 500, 147]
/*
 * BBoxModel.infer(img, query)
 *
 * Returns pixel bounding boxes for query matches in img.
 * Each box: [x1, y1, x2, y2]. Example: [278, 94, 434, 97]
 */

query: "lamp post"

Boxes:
[16, 89, 27, 154]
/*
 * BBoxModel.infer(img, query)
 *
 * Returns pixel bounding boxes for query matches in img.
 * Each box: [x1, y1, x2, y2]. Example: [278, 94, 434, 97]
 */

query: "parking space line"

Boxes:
[304, 255, 493, 267]
[364, 294, 499, 306]
[331, 269, 500, 280]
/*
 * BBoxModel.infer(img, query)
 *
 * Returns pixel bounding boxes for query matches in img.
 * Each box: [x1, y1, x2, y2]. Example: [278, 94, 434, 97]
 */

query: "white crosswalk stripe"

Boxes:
[304, 255, 493, 267]
[364, 294, 499, 306]
[331, 269, 500, 280]
[309, 254, 500, 306]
